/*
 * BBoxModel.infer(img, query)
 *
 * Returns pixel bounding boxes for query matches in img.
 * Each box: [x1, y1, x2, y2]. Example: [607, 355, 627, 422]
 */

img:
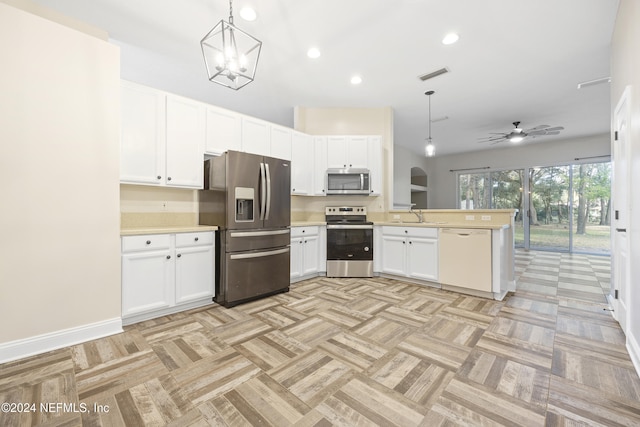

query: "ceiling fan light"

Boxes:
[509, 135, 524, 143]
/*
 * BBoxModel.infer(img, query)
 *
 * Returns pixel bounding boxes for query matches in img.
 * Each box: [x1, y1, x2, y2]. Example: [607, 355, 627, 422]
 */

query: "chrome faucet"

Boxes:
[410, 204, 423, 223]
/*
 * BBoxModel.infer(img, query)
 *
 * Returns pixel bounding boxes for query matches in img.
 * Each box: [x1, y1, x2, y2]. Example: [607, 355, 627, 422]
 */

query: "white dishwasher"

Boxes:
[439, 228, 492, 292]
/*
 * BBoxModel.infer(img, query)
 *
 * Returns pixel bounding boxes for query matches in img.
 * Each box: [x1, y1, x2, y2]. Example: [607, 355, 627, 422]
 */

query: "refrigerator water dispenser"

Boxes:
[235, 187, 254, 222]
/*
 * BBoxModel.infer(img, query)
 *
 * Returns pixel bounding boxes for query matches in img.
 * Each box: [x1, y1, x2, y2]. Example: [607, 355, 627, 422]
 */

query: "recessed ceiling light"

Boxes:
[239, 7, 257, 21]
[350, 75, 362, 85]
[307, 47, 321, 59]
[442, 33, 459, 45]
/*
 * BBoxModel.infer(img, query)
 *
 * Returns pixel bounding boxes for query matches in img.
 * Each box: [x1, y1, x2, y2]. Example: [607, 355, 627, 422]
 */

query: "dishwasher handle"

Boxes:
[441, 228, 490, 237]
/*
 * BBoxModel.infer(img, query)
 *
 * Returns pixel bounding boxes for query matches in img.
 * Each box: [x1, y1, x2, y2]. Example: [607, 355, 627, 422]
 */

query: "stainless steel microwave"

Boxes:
[326, 168, 371, 195]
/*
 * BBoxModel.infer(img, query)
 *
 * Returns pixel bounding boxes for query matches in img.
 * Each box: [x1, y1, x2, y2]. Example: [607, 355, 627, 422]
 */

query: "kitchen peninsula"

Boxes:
[292, 209, 516, 301]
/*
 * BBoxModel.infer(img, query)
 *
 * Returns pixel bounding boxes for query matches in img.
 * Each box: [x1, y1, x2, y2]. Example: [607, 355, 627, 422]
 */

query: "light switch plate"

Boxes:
[481, 215, 491, 221]
[465, 215, 475, 220]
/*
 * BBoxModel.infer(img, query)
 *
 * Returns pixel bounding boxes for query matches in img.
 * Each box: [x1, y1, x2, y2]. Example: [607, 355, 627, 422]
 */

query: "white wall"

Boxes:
[393, 145, 430, 208]
[611, 0, 640, 374]
[425, 134, 610, 209]
[0, 1, 121, 361]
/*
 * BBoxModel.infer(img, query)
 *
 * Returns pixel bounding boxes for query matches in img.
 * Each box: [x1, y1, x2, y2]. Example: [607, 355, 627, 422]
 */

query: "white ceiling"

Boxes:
[31, 0, 619, 156]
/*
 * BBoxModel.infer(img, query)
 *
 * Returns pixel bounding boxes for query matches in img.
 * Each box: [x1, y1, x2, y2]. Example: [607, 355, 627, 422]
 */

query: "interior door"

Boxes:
[612, 86, 631, 332]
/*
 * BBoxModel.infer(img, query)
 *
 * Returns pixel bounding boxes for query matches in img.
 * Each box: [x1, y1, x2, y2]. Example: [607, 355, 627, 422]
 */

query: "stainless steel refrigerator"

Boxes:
[199, 151, 291, 307]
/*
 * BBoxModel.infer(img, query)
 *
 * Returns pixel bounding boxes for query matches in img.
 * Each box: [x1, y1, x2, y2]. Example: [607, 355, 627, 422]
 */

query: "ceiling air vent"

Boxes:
[418, 67, 450, 81]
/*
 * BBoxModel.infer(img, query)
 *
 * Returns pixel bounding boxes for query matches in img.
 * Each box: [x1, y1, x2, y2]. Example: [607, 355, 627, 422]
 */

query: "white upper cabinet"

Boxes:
[368, 136, 382, 195]
[313, 136, 328, 195]
[270, 125, 292, 161]
[326, 136, 369, 169]
[326, 136, 348, 169]
[241, 116, 270, 156]
[120, 81, 204, 189]
[121, 81, 166, 186]
[205, 106, 241, 155]
[165, 95, 205, 188]
[345, 136, 369, 168]
[291, 131, 312, 195]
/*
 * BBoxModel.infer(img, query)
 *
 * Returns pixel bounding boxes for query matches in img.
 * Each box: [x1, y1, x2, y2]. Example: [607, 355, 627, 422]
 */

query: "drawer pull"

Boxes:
[195, 237, 199, 241]
[177, 254, 181, 258]
[146, 240, 151, 245]
[166, 255, 171, 259]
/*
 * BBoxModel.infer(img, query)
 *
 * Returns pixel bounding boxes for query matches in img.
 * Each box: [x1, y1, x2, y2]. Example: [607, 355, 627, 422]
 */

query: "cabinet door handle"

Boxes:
[194, 237, 199, 241]
[409, 241, 412, 244]
[146, 240, 151, 245]
[166, 255, 171, 259]
[177, 254, 181, 258]
[167, 176, 172, 181]
[157, 176, 161, 180]
[616, 228, 627, 232]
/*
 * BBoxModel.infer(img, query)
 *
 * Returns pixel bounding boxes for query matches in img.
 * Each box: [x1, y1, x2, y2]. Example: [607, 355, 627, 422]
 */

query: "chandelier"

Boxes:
[425, 90, 436, 157]
[201, 0, 262, 90]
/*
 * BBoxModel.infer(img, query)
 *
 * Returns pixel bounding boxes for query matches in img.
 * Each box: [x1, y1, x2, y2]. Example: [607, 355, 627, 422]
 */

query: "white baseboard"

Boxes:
[0, 318, 123, 364]
[627, 330, 640, 379]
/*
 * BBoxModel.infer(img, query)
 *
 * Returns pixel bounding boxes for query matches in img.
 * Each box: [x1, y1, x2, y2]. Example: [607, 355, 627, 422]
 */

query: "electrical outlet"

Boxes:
[393, 214, 401, 220]
[465, 215, 475, 220]
[481, 215, 491, 221]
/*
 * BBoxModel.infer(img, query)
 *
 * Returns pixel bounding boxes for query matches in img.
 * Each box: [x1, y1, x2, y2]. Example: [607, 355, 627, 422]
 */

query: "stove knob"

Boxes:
[364, 246, 369, 251]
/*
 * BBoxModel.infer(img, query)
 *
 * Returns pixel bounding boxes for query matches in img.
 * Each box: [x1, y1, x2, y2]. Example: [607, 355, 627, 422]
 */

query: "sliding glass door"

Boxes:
[459, 170, 524, 246]
[458, 161, 610, 254]
[571, 163, 611, 254]
[528, 166, 571, 251]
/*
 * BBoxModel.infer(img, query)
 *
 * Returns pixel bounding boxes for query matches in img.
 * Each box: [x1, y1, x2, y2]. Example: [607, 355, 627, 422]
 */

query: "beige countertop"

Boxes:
[120, 225, 218, 236]
[121, 221, 509, 235]
[376, 222, 510, 230]
[291, 221, 326, 227]
[290, 220, 509, 230]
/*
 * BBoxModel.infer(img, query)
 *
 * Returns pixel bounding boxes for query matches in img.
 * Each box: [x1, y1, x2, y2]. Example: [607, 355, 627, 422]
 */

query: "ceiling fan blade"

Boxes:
[544, 131, 561, 135]
[478, 136, 507, 143]
[489, 140, 503, 145]
[527, 130, 547, 136]
[525, 125, 550, 132]
[544, 126, 564, 132]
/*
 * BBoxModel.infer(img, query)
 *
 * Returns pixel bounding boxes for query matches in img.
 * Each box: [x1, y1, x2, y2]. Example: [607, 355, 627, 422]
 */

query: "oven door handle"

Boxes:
[326, 224, 373, 229]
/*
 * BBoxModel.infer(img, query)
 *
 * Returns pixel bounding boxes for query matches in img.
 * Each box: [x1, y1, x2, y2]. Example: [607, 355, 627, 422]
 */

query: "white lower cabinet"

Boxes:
[290, 226, 324, 282]
[122, 231, 215, 324]
[380, 226, 438, 281]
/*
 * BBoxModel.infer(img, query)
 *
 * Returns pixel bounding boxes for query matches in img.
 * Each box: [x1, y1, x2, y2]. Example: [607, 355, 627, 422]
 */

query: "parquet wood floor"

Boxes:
[2, 250, 640, 426]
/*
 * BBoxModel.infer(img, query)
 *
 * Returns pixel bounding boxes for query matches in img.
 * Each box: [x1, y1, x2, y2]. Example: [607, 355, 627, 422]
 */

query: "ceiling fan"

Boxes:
[478, 121, 564, 145]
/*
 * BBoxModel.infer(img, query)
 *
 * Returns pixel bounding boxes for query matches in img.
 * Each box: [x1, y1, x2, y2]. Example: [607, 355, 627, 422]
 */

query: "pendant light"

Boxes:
[201, 0, 262, 90]
[425, 90, 436, 157]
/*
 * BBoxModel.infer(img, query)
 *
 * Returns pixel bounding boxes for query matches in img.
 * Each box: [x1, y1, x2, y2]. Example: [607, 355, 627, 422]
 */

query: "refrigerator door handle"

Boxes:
[265, 162, 272, 220]
[259, 162, 266, 220]
[230, 247, 289, 260]
[230, 229, 290, 238]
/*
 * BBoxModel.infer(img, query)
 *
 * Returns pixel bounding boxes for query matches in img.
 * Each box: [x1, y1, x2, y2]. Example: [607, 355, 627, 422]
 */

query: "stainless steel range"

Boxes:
[325, 206, 373, 277]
